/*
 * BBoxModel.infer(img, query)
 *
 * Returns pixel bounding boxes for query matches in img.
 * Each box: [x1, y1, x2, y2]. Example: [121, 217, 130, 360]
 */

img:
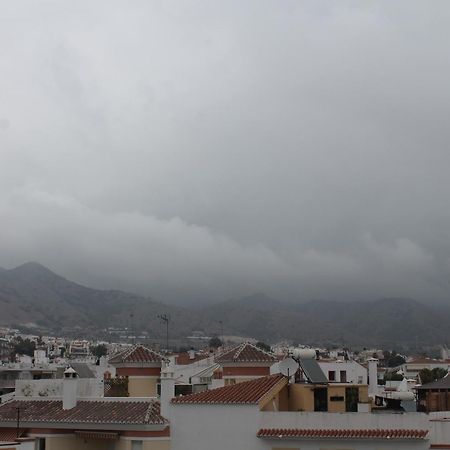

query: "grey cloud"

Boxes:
[1, 0, 450, 303]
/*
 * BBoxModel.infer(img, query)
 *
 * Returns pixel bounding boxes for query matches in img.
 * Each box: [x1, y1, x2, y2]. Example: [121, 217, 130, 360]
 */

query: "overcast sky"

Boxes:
[1, 1, 450, 304]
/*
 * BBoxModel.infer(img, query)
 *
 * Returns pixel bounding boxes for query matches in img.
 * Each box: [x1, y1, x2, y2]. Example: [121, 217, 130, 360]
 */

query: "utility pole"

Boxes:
[218, 320, 224, 344]
[158, 314, 170, 351]
[130, 312, 135, 345]
[16, 406, 20, 438]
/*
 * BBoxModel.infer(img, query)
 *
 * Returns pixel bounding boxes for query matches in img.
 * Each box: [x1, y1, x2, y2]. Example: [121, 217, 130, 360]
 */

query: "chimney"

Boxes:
[160, 360, 175, 421]
[367, 358, 378, 396]
[188, 349, 195, 360]
[63, 367, 78, 410]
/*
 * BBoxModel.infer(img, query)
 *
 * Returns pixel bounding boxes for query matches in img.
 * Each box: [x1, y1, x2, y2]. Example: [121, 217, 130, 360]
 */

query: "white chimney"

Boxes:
[188, 349, 195, 360]
[367, 358, 378, 396]
[63, 367, 78, 410]
[160, 361, 175, 421]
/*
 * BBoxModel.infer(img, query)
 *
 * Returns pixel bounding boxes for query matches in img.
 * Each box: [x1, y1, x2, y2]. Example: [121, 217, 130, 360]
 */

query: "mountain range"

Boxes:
[1, 262, 449, 350]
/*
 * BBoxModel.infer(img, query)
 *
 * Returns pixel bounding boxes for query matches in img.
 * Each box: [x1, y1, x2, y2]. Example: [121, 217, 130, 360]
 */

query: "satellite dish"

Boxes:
[279, 358, 298, 377]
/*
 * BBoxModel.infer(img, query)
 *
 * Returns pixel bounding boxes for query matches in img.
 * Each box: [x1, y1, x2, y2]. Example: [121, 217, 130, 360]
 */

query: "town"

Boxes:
[2, 0, 449, 449]
[1, 327, 450, 449]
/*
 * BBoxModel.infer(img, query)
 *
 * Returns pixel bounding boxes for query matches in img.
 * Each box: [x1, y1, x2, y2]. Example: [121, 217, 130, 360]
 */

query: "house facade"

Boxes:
[108, 345, 164, 397]
[169, 374, 430, 450]
[0, 367, 170, 450]
[215, 342, 277, 386]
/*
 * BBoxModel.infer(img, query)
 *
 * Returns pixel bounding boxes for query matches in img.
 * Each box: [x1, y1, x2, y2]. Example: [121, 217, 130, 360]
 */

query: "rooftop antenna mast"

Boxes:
[218, 320, 224, 344]
[158, 314, 171, 351]
[129, 312, 135, 345]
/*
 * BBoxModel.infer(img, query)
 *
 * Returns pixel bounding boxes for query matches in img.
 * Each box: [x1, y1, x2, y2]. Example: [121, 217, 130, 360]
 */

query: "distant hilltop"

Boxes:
[1, 262, 450, 349]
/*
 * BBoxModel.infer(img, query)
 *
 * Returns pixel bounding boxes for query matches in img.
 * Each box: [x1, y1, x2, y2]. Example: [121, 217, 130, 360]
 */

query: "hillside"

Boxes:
[0, 262, 193, 338]
[1, 263, 449, 348]
[200, 294, 450, 348]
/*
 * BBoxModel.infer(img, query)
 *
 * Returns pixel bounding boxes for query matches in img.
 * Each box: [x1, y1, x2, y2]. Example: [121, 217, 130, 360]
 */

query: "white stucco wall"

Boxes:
[15, 378, 103, 399]
[318, 361, 367, 384]
[170, 404, 260, 450]
[428, 412, 450, 447]
[170, 404, 431, 450]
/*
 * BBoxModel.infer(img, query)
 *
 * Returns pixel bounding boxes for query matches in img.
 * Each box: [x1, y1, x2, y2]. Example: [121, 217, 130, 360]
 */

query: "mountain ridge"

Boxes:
[0, 262, 449, 349]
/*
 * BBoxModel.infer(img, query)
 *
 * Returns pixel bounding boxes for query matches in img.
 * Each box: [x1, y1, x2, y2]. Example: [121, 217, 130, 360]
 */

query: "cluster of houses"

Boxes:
[1, 342, 450, 449]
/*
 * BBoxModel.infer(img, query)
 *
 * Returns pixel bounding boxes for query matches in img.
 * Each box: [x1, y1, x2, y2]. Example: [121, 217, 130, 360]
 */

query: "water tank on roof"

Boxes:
[290, 347, 316, 360]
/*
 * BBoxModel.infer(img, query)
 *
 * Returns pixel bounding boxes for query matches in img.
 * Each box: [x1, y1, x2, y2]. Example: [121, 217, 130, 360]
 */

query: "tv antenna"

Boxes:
[158, 314, 171, 351]
[129, 312, 135, 345]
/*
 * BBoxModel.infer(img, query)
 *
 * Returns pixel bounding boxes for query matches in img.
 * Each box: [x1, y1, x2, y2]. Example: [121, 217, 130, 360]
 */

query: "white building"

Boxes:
[318, 359, 367, 384]
[169, 375, 431, 450]
[398, 358, 450, 379]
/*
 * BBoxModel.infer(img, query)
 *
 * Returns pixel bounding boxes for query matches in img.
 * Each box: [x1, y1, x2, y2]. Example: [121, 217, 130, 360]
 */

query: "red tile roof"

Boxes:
[175, 352, 210, 365]
[171, 374, 286, 404]
[0, 399, 167, 426]
[0, 429, 22, 443]
[406, 358, 446, 365]
[108, 345, 164, 365]
[257, 428, 429, 440]
[215, 342, 277, 364]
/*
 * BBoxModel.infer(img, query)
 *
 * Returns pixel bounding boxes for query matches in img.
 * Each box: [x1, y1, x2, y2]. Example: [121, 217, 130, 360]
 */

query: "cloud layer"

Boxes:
[1, 1, 450, 303]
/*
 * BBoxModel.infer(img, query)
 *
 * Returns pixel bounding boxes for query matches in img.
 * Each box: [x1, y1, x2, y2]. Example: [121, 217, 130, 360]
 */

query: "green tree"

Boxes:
[384, 372, 404, 381]
[255, 341, 271, 352]
[90, 344, 108, 358]
[383, 350, 406, 368]
[12, 337, 36, 357]
[419, 367, 448, 384]
[209, 336, 222, 348]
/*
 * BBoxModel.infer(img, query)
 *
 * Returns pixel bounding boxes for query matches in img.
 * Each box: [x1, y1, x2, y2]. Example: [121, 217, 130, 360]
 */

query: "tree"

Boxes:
[209, 336, 222, 348]
[419, 367, 448, 384]
[384, 372, 404, 381]
[90, 344, 108, 358]
[255, 341, 271, 352]
[388, 354, 406, 367]
[383, 350, 406, 368]
[12, 337, 36, 357]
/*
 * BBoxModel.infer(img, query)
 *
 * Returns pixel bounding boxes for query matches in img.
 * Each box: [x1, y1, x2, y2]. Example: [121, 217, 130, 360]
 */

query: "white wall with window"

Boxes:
[318, 361, 367, 384]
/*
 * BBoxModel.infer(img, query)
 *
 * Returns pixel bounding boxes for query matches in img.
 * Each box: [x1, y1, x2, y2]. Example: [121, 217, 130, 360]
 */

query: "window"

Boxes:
[340, 370, 347, 383]
[131, 441, 143, 450]
[328, 370, 336, 381]
[35, 438, 46, 450]
[357, 376, 363, 384]
[345, 387, 359, 412]
[314, 387, 328, 412]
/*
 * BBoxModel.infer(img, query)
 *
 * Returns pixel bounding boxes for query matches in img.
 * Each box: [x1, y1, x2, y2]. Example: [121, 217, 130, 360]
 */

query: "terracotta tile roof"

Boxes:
[175, 352, 210, 365]
[171, 374, 286, 404]
[407, 358, 446, 365]
[215, 342, 277, 364]
[257, 428, 429, 440]
[0, 429, 22, 442]
[0, 399, 167, 426]
[108, 345, 164, 365]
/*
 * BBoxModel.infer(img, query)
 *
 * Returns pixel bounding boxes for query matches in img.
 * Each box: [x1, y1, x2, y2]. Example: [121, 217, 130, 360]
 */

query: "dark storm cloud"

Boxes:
[1, 1, 450, 302]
